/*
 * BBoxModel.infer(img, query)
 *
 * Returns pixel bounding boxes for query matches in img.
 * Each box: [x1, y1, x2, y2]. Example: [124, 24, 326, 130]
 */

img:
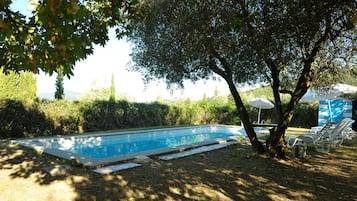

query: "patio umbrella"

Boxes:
[248, 98, 274, 123]
[301, 83, 357, 121]
[301, 83, 357, 102]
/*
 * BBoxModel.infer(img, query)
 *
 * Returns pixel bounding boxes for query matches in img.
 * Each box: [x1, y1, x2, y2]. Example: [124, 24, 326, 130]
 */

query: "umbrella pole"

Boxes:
[328, 100, 333, 122]
[258, 107, 261, 123]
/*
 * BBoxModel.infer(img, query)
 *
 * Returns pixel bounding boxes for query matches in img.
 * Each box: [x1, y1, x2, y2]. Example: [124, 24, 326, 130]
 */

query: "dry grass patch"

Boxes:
[1, 134, 357, 201]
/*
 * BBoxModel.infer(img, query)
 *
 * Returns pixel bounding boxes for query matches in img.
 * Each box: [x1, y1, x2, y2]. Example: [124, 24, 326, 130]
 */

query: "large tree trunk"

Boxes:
[210, 51, 265, 154]
[266, 74, 311, 158]
[266, 115, 290, 158]
[226, 79, 265, 154]
[266, 29, 330, 157]
[263, 15, 333, 157]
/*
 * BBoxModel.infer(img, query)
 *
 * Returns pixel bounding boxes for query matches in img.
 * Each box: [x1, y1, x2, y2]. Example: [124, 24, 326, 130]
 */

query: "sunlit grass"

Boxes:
[286, 127, 310, 136]
[252, 127, 311, 140]
[1, 125, 356, 201]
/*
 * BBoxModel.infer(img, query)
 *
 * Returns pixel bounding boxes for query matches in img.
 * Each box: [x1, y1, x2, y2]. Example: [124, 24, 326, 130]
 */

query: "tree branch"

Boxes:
[209, 50, 233, 81]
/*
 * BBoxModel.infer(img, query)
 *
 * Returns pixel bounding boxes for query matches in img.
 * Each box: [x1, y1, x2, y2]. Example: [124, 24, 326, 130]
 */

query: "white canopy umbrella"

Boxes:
[301, 90, 340, 102]
[301, 83, 357, 121]
[248, 98, 274, 123]
[333, 83, 357, 94]
[301, 83, 357, 102]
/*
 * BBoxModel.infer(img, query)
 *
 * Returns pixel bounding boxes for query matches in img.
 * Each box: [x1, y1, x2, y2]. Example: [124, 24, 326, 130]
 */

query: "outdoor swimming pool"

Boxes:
[14, 125, 257, 166]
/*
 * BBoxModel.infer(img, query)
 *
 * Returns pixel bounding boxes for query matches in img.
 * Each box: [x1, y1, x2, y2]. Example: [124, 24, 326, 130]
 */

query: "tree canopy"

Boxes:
[128, 0, 356, 156]
[129, 0, 356, 89]
[129, 0, 267, 87]
[1, 0, 144, 76]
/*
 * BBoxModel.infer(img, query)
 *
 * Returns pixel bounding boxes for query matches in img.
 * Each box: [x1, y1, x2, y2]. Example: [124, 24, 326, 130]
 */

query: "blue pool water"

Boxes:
[53, 131, 238, 158]
[15, 125, 260, 166]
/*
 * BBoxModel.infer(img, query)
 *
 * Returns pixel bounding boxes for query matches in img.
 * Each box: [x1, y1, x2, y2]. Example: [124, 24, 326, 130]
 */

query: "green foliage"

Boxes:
[128, 0, 356, 155]
[80, 88, 112, 101]
[129, 0, 264, 87]
[0, 99, 53, 138]
[338, 65, 357, 86]
[0, 96, 236, 138]
[54, 70, 65, 100]
[109, 73, 115, 101]
[0, 93, 326, 139]
[240, 86, 274, 102]
[17, 71, 37, 100]
[290, 102, 319, 128]
[41, 100, 82, 134]
[0, 71, 18, 99]
[238, 87, 323, 128]
[0, 70, 37, 100]
[1, 0, 145, 75]
[80, 87, 135, 102]
[129, 0, 355, 91]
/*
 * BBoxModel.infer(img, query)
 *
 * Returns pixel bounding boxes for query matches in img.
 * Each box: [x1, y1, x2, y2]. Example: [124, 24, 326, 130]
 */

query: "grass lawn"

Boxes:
[0, 127, 356, 201]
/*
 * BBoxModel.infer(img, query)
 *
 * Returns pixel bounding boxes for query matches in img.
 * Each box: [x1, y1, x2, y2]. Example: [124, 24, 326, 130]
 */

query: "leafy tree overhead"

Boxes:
[321, 65, 357, 87]
[1, 0, 144, 76]
[240, 0, 356, 157]
[128, 0, 356, 156]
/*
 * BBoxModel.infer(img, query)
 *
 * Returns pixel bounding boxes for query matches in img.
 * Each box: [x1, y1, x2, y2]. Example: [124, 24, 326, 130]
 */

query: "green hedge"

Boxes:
[0, 97, 330, 139]
[1, 98, 239, 138]
[0, 99, 53, 138]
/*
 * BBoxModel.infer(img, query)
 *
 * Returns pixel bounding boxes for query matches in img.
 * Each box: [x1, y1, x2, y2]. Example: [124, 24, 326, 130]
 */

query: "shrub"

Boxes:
[0, 96, 326, 139]
[0, 99, 54, 138]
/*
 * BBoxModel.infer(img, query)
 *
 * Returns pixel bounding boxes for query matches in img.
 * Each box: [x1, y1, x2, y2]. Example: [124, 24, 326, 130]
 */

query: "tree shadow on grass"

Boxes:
[1, 140, 357, 201]
[0, 142, 68, 185]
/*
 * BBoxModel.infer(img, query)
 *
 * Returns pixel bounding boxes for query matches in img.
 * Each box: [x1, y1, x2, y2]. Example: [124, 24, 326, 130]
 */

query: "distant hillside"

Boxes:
[37, 90, 80, 100]
[239, 85, 291, 103]
[240, 86, 273, 101]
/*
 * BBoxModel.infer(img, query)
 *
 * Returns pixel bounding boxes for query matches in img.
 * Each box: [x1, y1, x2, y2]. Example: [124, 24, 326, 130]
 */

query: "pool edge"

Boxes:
[12, 125, 246, 167]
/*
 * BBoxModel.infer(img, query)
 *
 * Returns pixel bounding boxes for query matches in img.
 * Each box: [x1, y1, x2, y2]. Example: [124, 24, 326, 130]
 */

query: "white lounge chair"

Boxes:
[286, 122, 334, 153]
[328, 119, 355, 145]
[342, 127, 356, 140]
[286, 119, 354, 153]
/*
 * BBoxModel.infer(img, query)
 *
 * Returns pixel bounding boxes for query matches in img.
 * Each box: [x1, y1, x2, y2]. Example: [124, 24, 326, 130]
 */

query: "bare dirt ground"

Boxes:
[1, 139, 357, 201]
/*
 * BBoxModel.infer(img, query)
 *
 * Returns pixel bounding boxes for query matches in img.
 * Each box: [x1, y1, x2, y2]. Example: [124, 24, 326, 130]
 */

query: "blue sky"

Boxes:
[11, 0, 231, 102]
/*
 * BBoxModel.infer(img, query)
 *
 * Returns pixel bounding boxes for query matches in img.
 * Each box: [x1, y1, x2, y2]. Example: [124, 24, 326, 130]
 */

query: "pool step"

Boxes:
[93, 162, 142, 174]
[158, 141, 238, 160]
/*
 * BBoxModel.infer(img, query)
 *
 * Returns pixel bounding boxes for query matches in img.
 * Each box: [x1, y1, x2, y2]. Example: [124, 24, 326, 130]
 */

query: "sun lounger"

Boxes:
[286, 122, 334, 153]
[329, 119, 355, 143]
[342, 127, 356, 140]
[286, 119, 354, 153]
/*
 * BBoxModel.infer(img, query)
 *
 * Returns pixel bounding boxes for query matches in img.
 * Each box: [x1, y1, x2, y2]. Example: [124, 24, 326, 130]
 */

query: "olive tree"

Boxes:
[128, 0, 356, 156]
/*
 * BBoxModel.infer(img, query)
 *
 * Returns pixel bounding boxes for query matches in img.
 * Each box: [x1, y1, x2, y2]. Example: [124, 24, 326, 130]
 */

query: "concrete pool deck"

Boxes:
[158, 141, 238, 160]
[93, 141, 238, 174]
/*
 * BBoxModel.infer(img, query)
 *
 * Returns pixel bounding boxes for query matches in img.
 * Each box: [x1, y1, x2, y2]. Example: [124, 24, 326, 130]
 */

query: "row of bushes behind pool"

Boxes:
[0, 98, 345, 139]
